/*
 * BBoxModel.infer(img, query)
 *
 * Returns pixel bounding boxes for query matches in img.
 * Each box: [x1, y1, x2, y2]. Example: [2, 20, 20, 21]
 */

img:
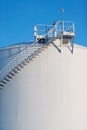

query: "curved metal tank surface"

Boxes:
[0, 40, 87, 130]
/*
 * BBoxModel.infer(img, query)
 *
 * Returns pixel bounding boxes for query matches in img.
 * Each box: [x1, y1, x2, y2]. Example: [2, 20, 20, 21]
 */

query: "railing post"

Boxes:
[72, 22, 75, 33]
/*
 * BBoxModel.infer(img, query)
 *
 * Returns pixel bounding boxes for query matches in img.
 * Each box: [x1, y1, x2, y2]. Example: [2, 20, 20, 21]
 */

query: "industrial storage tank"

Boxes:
[0, 20, 87, 130]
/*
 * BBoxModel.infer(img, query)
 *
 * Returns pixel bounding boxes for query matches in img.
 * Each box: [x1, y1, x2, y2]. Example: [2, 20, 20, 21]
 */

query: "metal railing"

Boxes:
[35, 21, 75, 38]
[0, 43, 46, 81]
[0, 21, 75, 81]
[0, 22, 57, 81]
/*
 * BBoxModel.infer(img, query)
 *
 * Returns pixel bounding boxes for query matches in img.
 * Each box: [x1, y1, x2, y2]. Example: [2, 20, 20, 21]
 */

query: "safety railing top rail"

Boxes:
[35, 21, 75, 37]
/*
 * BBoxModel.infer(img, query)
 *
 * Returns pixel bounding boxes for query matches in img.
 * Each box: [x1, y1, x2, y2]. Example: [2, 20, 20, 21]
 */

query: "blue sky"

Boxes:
[0, 0, 87, 47]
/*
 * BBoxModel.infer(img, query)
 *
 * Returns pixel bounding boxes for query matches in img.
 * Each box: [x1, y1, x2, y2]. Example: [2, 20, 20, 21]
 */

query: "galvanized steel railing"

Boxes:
[0, 43, 46, 81]
[0, 22, 57, 81]
[0, 21, 75, 81]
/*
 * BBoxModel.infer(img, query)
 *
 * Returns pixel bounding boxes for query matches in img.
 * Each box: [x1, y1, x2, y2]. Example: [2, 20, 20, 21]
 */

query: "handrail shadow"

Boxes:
[67, 44, 74, 54]
[52, 42, 61, 53]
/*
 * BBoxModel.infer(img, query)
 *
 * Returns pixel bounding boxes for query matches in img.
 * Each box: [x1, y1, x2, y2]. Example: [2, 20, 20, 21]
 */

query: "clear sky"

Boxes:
[0, 0, 87, 47]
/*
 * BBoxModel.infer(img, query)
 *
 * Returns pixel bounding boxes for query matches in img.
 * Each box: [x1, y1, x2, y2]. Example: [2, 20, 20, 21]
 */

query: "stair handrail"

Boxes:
[0, 44, 43, 80]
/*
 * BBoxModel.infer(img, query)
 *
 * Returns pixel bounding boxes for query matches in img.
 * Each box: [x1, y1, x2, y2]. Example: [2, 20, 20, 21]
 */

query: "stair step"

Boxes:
[7, 74, 13, 79]
[22, 61, 27, 65]
[31, 54, 37, 58]
[12, 69, 18, 73]
[40, 46, 46, 51]
[0, 83, 4, 87]
[34, 53, 39, 56]
[4, 77, 10, 81]
[29, 58, 33, 61]
[1, 80, 7, 84]
[15, 66, 21, 71]
[37, 50, 42, 53]
[25, 58, 30, 63]
[19, 63, 24, 68]
[10, 72, 15, 76]
[44, 46, 48, 48]
[32, 56, 36, 58]
[29, 56, 33, 61]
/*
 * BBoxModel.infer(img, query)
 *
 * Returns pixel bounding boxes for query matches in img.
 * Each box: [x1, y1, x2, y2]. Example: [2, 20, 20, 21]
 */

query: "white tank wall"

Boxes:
[0, 41, 87, 130]
[0, 78, 18, 130]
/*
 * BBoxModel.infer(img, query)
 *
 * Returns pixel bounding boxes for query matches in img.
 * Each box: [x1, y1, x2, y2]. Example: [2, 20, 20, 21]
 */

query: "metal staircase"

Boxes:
[0, 43, 49, 88]
[0, 20, 75, 89]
